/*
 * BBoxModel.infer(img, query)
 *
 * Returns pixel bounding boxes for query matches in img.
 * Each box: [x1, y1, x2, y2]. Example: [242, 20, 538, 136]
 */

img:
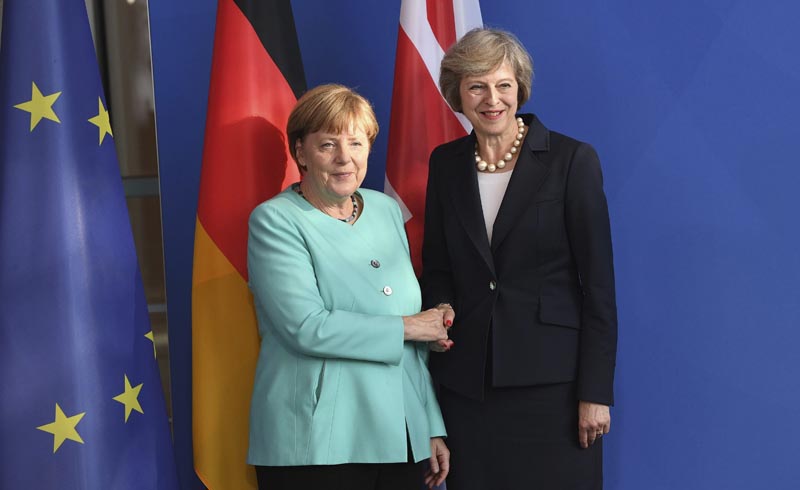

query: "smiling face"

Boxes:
[296, 126, 369, 204]
[459, 61, 520, 139]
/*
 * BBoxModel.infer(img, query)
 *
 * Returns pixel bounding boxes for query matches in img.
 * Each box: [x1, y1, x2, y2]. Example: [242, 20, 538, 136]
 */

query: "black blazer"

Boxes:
[421, 114, 617, 405]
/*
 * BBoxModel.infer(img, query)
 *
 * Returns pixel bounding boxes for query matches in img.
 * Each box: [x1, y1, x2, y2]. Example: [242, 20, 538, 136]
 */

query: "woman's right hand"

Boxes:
[430, 304, 455, 352]
[403, 308, 449, 342]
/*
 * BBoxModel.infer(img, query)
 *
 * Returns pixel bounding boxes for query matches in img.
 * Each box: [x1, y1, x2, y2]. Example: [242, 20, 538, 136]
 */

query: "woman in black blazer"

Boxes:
[421, 28, 617, 489]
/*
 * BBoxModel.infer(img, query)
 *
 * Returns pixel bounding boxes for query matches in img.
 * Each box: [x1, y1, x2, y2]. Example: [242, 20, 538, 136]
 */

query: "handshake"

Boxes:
[402, 303, 455, 351]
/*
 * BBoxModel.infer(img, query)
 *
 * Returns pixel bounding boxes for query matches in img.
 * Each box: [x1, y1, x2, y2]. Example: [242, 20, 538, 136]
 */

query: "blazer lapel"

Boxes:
[491, 115, 551, 253]
[445, 135, 496, 275]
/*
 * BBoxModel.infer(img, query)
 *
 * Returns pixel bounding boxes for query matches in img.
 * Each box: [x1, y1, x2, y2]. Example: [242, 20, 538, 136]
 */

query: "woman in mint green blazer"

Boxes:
[246, 84, 452, 490]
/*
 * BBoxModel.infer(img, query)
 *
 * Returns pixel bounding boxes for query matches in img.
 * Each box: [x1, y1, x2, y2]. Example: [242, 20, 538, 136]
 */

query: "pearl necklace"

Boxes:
[293, 183, 359, 223]
[474, 117, 526, 173]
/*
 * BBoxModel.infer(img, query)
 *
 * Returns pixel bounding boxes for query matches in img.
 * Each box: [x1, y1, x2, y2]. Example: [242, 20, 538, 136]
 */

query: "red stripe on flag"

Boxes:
[197, 0, 300, 280]
[427, 0, 457, 51]
[385, 27, 466, 273]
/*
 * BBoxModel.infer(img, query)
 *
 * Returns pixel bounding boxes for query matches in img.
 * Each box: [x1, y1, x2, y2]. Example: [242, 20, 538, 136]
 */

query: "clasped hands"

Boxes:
[430, 303, 455, 352]
[401, 303, 454, 351]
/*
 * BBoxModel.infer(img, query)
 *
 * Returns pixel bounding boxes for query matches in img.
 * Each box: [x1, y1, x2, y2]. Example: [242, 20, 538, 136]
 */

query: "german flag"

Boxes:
[192, 0, 305, 488]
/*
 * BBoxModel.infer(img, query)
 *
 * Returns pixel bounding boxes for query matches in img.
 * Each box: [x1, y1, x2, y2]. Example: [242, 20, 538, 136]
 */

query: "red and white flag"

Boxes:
[385, 0, 483, 274]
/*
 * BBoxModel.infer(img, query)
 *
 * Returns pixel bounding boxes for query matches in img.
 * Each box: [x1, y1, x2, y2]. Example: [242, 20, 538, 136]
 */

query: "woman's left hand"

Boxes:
[578, 401, 611, 449]
[424, 437, 450, 488]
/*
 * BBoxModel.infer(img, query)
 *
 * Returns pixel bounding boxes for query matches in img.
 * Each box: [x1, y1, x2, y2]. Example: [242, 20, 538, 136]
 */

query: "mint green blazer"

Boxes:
[246, 187, 446, 466]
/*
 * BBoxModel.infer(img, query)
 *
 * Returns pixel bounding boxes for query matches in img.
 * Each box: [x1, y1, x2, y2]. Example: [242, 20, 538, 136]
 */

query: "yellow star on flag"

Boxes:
[113, 374, 144, 422]
[87, 97, 113, 145]
[13, 82, 62, 131]
[144, 330, 157, 359]
[36, 403, 85, 453]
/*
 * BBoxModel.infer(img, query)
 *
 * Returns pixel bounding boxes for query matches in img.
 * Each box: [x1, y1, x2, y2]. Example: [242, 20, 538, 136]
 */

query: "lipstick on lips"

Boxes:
[481, 110, 505, 120]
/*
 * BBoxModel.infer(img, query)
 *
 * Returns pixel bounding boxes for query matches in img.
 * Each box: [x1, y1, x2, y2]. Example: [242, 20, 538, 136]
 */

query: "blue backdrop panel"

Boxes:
[149, 2, 216, 489]
[151, 1, 800, 488]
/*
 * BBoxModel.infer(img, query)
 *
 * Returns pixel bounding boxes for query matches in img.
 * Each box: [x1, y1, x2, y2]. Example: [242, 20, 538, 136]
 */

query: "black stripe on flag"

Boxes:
[234, 0, 307, 99]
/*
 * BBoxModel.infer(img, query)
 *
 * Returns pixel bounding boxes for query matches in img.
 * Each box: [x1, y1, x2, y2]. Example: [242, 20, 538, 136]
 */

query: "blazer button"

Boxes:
[370, 259, 381, 268]
[489, 280, 497, 291]
[383, 286, 393, 296]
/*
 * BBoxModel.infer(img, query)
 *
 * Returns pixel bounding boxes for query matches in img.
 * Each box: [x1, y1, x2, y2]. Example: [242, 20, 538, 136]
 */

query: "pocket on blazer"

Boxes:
[538, 294, 581, 329]
[312, 360, 327, 411]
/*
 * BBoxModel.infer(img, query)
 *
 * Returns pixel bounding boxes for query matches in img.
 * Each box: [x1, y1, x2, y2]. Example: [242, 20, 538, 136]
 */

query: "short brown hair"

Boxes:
[439, 28, 534, 113]
[287, 84, 379, 170]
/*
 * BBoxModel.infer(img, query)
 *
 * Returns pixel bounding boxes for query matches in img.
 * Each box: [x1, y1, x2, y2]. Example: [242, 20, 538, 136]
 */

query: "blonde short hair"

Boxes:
[439, 28, 534, 113]
[287, 84, 379, 170]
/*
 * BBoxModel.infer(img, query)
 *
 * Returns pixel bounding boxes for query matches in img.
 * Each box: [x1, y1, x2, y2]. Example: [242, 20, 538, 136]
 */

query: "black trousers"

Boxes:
[255, 461, 422, 490]
[255, 433, 421, 490]
[439, 381, 603, 490]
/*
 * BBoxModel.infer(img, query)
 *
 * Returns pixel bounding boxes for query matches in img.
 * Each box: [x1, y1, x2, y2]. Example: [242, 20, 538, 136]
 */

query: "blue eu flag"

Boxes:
[0, 1, 180, 488]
